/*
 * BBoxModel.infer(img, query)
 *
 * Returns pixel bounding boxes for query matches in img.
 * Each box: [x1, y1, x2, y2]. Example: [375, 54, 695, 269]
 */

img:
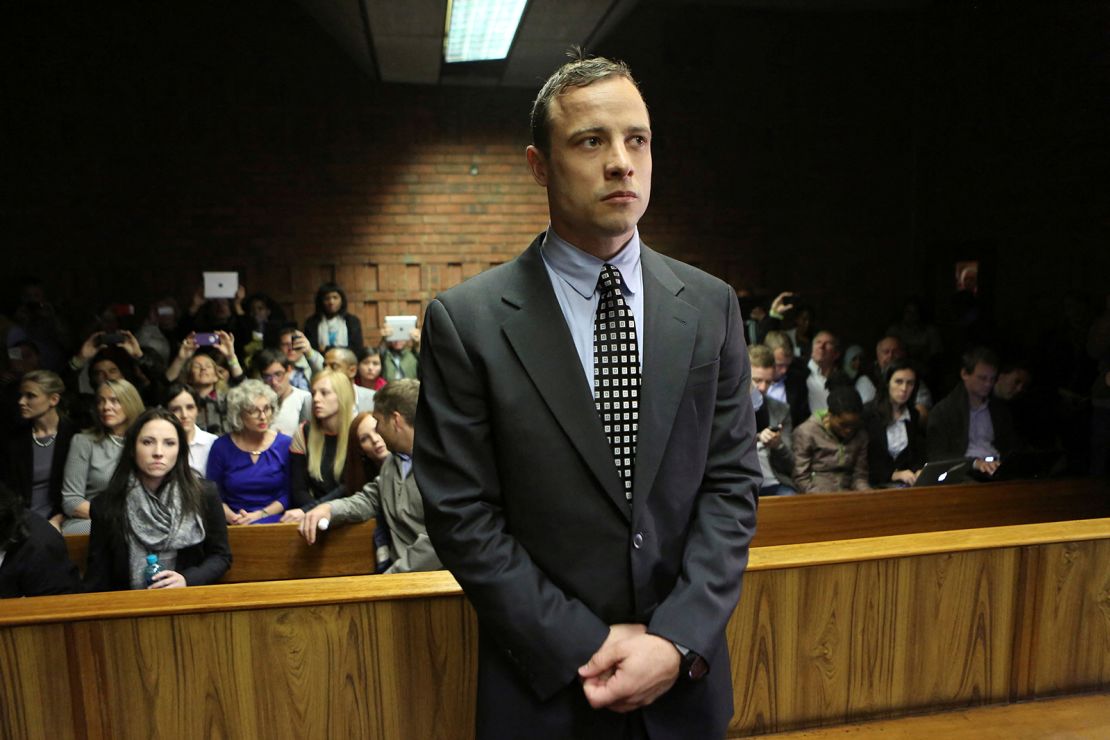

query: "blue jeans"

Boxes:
[760, 483, 798, 497]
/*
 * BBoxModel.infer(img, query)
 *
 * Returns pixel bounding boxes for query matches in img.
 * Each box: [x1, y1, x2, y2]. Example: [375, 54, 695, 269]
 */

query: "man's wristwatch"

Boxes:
[678, 648, 709, 682]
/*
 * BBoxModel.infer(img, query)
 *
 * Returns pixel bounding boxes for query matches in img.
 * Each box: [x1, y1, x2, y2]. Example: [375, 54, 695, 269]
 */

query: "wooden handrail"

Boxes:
[12, 516, 1110, 628]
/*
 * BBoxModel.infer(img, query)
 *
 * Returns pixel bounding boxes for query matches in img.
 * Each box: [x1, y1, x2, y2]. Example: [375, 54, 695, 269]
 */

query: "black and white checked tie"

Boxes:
[593, 263, 640, 502]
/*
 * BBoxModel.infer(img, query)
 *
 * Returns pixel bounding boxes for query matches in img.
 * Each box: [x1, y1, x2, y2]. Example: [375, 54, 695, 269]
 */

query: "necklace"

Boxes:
[32, 432, 57, 448]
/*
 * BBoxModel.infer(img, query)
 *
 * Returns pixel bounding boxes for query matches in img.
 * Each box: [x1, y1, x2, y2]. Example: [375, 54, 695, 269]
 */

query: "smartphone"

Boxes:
[195, 332, 220, 347]
[99, 333, 125, 346]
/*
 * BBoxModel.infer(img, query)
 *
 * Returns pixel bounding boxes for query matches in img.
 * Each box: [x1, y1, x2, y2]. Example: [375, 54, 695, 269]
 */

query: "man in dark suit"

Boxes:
[413, 55, 760, 739]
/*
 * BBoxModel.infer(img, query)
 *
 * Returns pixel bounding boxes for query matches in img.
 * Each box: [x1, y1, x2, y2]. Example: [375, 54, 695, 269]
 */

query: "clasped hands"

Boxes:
[577, 623, 681, 713]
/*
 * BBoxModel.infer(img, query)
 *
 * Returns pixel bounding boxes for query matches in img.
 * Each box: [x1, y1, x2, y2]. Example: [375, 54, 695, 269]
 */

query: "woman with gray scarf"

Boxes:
[83, 408, 231, 591]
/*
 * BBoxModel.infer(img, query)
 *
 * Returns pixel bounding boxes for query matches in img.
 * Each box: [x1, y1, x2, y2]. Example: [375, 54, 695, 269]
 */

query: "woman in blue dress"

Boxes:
[206, 379, 291, 525]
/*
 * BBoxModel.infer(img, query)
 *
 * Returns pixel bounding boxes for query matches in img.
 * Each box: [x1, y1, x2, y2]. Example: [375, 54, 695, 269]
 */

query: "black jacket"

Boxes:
[3, 416, 77, 518]
[926, 384, 1019, 462]
[83, 481, 232, 592]
[0, 510, 81, 598]
[863, 402, 926, 486]
[303, 313, 363, 352]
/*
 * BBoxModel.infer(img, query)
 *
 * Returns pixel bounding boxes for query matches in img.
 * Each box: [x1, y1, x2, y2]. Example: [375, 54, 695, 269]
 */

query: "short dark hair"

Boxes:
[164, 382, 202, 408]
[374, 379, 419, 426]
[827, 386, 863, 417]
[530, 51, 639, 156]
[961, 346, 1000, 375]
[254, 347, 291, 372]
[314, 282, 348, 315]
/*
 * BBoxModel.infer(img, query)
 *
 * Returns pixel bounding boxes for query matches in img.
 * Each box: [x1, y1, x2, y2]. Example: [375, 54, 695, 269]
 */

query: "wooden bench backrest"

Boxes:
[64, 520, 377, 583]
[752, 477, 1110, 547]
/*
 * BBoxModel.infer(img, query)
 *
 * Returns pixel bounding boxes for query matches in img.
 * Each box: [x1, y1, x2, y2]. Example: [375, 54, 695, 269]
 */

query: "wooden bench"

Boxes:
[752, 476, 1109, 547]
[64, 519, 378, 583]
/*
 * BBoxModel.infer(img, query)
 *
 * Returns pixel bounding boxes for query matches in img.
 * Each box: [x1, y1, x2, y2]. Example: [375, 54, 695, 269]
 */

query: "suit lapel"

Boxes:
[634, 247, 699, 504]
[501, 237, 631, 521]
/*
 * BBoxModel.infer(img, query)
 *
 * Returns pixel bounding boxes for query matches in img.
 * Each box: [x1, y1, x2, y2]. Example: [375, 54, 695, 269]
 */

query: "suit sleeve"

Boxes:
[645, 285, 761, 658]
[414, 298, 610, 700]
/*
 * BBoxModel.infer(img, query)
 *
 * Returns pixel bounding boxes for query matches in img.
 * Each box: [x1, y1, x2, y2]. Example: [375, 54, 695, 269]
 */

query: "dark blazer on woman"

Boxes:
[83, 481, 232, 592]
[863, 401, 926, 486]
[3, 416, 77, 518]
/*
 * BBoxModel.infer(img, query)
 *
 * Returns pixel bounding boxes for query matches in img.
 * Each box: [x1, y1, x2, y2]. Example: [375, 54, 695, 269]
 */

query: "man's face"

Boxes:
[811, 332, 839, 367]
[371, 411, 399, 453]
[961, 361, 998, 403]
[280, 332, 303, 362]
[772, 348, 793, 382]
[91, 359, 122, 387]
[994, 368, 1031, 400]
[527, 76, 652, 257]
[324, 350, 357, 379]
[875, 337, 904, 372]
[261, 361, 290, 397]
[750, 365, 774, 396]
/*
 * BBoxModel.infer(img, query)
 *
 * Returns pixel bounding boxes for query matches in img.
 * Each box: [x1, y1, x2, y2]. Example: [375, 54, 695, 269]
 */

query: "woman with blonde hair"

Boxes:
[281, 369, 355, 522]
[4, 370, 76, 529]
[60, 378, 145, 534]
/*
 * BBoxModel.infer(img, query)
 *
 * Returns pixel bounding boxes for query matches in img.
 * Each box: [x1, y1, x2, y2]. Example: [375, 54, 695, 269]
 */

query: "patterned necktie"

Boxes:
[594, 263, 640, 502]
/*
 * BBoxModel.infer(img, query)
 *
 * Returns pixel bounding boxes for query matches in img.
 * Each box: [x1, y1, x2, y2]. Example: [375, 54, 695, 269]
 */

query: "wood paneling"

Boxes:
[752, 478, 1110, 548]
[3, 513, 1108, 738]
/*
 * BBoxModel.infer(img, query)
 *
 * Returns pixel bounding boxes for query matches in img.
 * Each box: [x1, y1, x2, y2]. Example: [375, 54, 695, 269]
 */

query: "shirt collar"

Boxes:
[893, 407, 911, 423]
[541, 226, 641, 300]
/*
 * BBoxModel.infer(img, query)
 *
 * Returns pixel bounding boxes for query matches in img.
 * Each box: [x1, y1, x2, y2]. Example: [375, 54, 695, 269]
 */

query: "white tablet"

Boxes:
[384, 315, 417, 342]
[203, 271, 239, 299]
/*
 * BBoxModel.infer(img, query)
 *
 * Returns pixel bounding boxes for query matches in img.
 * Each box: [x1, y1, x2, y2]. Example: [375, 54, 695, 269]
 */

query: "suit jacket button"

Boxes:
[632, 532, 644, 549]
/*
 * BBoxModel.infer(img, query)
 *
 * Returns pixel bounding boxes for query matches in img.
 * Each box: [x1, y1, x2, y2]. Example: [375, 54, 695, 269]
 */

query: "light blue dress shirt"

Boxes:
[540, 227, 645, 395]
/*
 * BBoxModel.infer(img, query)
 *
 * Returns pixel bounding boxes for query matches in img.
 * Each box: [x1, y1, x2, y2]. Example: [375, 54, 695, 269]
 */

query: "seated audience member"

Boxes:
[355, 346, 387, 391]
[180, 287, 235, 335]
[6, 276, 71, 373]
[855, 335, 934, 418]
[231, 289, 285, 367]
[165, 331, 242, 434]
[300, 380, 441, 574]
[282, 370, 356, 522]
[379, 323, 420, 382]
[842, 344, 864, 381]
[4, 371, 77, 528]
[765, 330, 810, 427]
[887, 297, 943, 368]
[255, 348, 311, 436]
[276, 326, 323, 391]
[0, 339, 43, 438]
[863, 360, 926, 487]
[927, 347, 1018, 479]
[793, 385, 870, 493]
[0, 482, 81, 598]
[304, 282, 363, 352]
[324, 347, 375, 412]
[134, 296, 184, 365]
[61, 379, 145, 534]
[83, 409, 231, 591]
[346, 411, 390, 489]
[68, 332, 160, 418]
[206, 379, 291, 525]
[165, 383, 217, 477]
[749, 345, 795, 496]
[806, 330, 846, 415]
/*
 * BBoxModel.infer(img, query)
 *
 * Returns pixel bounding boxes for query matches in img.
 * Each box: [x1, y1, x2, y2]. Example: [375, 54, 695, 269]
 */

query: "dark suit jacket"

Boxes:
[414, 235, 761, 740]
[3, 417, 77, 518]
[0, 510, 82, 598]
[927, 385, 1019, 463]
[83, 482, 232, 592]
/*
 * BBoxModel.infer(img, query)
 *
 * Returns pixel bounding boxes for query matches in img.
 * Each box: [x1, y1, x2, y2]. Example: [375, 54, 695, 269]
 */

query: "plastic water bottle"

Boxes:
[143, 554, 165, 587]
[317, 518, 330, 531]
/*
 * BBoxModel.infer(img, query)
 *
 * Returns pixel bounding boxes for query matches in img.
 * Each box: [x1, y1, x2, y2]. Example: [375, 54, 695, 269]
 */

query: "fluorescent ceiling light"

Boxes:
[444, 0, 528, 63]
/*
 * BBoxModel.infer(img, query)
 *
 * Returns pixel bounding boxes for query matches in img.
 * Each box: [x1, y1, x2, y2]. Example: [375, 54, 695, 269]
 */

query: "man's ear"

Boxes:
[526, 145, 548, 186]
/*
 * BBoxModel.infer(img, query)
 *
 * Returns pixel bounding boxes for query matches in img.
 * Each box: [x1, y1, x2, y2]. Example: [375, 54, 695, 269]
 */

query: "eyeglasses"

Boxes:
[262, 370, 286, 382]
[243, 405, 273, 418]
